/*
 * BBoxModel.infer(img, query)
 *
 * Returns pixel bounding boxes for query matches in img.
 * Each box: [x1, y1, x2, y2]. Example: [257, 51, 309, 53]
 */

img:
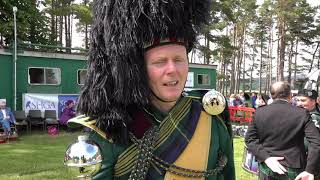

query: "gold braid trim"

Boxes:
[67, 115, 113, 143]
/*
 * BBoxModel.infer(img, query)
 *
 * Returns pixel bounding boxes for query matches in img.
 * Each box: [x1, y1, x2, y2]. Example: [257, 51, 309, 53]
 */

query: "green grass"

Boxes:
[0, 131, 81, 180]
[0, 132, 258, 180]
[234, 136, 258, 180]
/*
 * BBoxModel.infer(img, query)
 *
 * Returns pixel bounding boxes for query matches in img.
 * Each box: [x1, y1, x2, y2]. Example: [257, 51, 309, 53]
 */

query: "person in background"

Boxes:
[0, 100, 16, 136]
[296, 90, 320, 128]
[59, 100, 76, 126]
[251, 92, 257, 109]
[255, 94, 269, 108]
[239, 92, 246, 102]
[317, 97, 320, 105]
[296, 89, 320, 152]
[245, 81, 320, 180]
[233, 94, 244, 106]
[243, 93, 253, 107]
[229, 94, 236, 107]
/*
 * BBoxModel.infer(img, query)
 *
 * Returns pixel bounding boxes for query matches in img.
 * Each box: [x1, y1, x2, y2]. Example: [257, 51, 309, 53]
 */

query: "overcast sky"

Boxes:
[72, 0, 320, 48]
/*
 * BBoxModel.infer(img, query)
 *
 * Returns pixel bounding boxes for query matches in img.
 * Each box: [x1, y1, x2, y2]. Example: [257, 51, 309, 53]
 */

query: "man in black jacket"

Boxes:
[245, 81, 320, 180]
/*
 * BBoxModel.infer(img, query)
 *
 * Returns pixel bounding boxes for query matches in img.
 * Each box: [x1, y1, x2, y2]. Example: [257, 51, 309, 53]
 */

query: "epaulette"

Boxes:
[183, 91, 203, 100]
[67, 115, 113, 143]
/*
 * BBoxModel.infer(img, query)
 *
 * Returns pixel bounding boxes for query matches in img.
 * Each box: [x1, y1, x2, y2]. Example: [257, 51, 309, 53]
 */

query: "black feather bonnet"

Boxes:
[77, 0, 212, 143]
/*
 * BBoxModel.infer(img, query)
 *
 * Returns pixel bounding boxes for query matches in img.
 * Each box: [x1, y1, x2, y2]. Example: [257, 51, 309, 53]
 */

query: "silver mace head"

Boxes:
[202, 89, 226, 115]
[64, 135, 102, 179]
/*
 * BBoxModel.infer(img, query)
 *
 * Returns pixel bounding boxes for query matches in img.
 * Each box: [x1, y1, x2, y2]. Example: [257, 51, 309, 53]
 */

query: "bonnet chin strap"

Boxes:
[151, 91, 178, 103]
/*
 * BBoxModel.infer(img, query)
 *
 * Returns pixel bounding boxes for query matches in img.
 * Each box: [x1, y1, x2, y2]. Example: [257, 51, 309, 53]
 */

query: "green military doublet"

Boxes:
[85, 97, 235, 180]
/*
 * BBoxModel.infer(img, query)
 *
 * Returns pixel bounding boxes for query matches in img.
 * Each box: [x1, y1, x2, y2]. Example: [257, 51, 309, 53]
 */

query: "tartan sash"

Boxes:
[164, 111, 211, 180]
[114, 97, 201, 178]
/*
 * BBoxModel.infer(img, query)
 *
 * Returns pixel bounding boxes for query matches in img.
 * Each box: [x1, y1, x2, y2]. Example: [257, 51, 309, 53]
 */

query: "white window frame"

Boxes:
[28, 67, 61, 85]
[77, 69, 87, 85]
[197, 74, 210, 85]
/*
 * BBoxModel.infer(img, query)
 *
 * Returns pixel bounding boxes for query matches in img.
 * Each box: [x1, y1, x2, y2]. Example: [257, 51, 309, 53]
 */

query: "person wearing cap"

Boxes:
[68, 0, 235, 179]
[296, 89, 320, 130]
[245, 81, 320, 180]
[0, 100, 16, 136]
[296, 89, 320, 162]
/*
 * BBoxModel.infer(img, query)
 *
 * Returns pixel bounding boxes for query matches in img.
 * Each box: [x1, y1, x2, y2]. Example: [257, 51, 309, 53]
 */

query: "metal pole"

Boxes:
[13, 6, 17, 110]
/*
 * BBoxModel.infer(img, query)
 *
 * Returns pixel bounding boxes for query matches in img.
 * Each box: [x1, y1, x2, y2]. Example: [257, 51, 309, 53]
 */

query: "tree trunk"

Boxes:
[287, 41, 294, 85]
[205, 34, 210, 64]
[59, 16, 63, 48]
[218, 50, 224, 92]
[242, 28, 246, 92]
[277, 1, 286, 81]
[249, 41, 256, 93]
[269, 26, 273, 90]
[293, 39, 298, 89]
[259, 40, 263, 94]
[50, 0, 56, 45]
[84, 0, 89, 49]
[309, 42, 320, 73]
[230, 25, 236, 94]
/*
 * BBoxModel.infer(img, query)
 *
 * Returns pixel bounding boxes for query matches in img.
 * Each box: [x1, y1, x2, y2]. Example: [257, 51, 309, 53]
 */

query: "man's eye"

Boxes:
[153, 60, 165, 64]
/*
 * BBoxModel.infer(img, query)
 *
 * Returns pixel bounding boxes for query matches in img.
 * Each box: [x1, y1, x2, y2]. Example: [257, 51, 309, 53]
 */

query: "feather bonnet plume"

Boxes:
[77, 0, 212, 143]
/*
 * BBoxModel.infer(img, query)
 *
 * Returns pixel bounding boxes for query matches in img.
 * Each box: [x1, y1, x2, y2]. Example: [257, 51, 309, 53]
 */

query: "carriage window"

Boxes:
[77, 69, 87, 85]
[28, 67, 61, 85]
[197, 74, 210, 85]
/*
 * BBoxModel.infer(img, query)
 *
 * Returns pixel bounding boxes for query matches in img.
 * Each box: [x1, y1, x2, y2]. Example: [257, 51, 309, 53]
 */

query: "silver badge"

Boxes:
[202, 89, 226, 115]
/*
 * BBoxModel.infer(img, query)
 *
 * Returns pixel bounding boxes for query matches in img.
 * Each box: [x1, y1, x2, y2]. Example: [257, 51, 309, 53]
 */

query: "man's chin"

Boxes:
[161, 95, 181, 103]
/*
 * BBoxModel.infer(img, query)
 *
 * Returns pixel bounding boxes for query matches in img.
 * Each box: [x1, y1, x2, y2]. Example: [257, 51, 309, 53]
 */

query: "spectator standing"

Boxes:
[251, 92, 257, 109]
[243, 93, 253, 107]
[245, 81, 320, 180]
[255, 94, 270, 108]
[229, 94, 236, 107]
[233, 94, 244, 106]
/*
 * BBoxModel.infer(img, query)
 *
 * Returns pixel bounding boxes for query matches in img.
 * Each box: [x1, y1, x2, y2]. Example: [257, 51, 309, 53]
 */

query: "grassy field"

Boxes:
[0, 131, 258, 180]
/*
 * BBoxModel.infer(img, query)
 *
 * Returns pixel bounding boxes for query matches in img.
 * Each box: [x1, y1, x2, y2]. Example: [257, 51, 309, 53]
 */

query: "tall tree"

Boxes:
[0, 0, 50, 46]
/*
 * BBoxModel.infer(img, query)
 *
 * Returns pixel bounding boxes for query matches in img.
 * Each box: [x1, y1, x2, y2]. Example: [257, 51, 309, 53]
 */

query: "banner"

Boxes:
[23, 93, 78, 119]
[58, 95, 78, 118]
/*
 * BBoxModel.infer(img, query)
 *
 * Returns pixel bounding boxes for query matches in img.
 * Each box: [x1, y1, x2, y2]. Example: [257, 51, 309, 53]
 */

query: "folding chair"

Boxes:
[13, 110, 30, 133]
[44, 110, 59, 132]
[27, 110, 45, 132]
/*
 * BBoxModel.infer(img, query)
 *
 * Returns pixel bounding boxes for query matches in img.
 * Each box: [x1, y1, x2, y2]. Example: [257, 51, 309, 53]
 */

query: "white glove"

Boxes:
[264, 157, 287, 175]
[294, 171, 314, 180]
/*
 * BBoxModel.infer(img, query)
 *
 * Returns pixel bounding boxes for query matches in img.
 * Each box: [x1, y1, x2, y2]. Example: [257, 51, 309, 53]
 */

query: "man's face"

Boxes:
[296, 96, 316, 111]
[0, 102, 6, 109]
[144, 44, 188, 103]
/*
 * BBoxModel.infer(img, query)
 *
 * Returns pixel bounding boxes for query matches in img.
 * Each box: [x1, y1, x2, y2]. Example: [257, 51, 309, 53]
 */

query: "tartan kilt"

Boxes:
[258, 163, 303, 180]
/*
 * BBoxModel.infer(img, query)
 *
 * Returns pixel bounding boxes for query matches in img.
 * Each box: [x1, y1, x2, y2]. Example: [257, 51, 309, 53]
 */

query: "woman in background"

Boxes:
[59, 100, 75, 125]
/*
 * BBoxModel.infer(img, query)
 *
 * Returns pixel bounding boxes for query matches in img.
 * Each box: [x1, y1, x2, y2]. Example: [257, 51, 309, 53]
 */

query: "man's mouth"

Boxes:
[164, 81, 178, 86]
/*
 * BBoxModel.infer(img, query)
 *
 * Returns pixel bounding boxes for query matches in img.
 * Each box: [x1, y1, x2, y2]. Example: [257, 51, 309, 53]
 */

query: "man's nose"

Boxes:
[166, 60, 177, 73]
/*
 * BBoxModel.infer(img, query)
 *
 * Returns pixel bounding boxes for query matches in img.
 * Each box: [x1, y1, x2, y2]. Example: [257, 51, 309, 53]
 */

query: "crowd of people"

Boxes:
[228, 90, 320, 110]
[228, 92, 272, 109]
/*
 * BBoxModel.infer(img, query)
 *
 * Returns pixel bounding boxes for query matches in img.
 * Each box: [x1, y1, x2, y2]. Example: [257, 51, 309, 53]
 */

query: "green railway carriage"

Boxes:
[0, 49, 87, 110]
[0, 48, 216, 110]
